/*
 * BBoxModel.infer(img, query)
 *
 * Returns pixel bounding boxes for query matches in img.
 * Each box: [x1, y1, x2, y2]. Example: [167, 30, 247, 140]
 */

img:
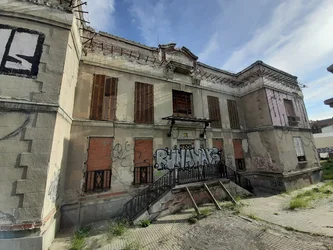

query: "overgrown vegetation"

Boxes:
[187, 207, 214, 224]
[70, 226, 91, 250]
[248, 214, 259, 220]
[123, 240, 142, 250]
[322, 160, 333, 180]
[140, 219, 151, 228]
[200, 207, 213, 216]
[220, 201, 242, 214]
[288, 181, 333, 210]
[108, 218, 129, 239]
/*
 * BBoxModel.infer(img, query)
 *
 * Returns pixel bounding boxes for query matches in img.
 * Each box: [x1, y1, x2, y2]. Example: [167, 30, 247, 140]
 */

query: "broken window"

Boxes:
[207, 96, 221, 128]
[90, 75, 118, 121]
[227, 99, 240, 129]
[172, 90, 193, 117]
[233, 139, 246, 171]
[133, 139, 153, 185]
[85, 137, 112, 192]
[134, 82, 154, 124]
[293, 137, 306, 162]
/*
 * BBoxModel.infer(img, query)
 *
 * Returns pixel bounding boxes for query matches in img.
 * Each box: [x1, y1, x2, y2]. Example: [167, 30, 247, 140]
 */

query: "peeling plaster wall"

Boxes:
[265, 86, 309, 129]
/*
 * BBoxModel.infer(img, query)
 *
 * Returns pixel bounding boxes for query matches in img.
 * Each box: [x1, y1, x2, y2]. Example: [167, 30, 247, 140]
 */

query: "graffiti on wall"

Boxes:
[0, 24, 44, 78]
[154, 147, 221, 170]
[48, 170, 60, 203]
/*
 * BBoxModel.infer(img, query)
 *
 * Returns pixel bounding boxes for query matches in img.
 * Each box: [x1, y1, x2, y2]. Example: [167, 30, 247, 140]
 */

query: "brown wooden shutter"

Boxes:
[172, 90, 192, 117]
[233, 139, 243, 159]
[208, 96, 221, 128]
[103, 77, 118, 121]
[135, 82, 153, 123]
[227, 99, 240, 129]
[134, 139, 153, 184]
[91, 74, 105, 120]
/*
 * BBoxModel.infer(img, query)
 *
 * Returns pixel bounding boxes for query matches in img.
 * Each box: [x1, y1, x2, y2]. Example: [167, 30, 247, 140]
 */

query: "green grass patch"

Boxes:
[200, 207, 213, 216]
[220, 201, 242, 214]
[108, 218, 129, 239]
[322, 160, 333, 180]
[288, 182, 333, 210]
[123, 240, 142, 250]
[70, 226, 91, 250]
[248, 214, 259, 220]
[139, 219, 151, 228]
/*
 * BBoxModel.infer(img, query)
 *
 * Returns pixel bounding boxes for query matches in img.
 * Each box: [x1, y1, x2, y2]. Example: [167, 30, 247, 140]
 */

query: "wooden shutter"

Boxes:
[172, 90, 192, 117]
[227, 99, 240, 129]
[134, 82, 154, 123]
[208, 96, 221, 128]
[284, 99, 296, 117]
[90, 74, 105, 120]
[103, 77, 118, 121]
[293, 137, 304, 156]
[134, 139, 153, 184]
[233, 139, 244, 159]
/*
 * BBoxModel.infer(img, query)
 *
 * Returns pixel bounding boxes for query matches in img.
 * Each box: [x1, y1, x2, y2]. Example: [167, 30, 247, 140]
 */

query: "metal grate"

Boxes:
[85, 169, 112, 192]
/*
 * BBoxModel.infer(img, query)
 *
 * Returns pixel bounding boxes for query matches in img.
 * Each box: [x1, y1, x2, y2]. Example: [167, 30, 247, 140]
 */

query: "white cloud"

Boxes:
[198, 32, 219, 63]
[86, 0, 115, 32]
[302, 75, 333, 120]
[129, 0, 172, 46]
[221, 0, 333, 77]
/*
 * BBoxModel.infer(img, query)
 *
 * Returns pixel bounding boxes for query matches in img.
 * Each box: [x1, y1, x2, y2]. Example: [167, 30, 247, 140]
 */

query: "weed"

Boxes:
[235, 196, 242, 202]
[220, 201, 242, 214]
[188, 217, 198, 224]
[289, 197, 308, 209]
[140, 219, 151, 228]
[70, 226, 91, 250]
[248, 214, 259, 220]
[284, 226, 295, 231]
[108, 219, 129, 238]
[200, 207, 213, 216]
[123, 240, 142, 250]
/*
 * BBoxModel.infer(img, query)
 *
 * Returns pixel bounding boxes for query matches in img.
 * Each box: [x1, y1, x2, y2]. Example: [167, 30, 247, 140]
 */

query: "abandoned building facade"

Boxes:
[0, 1, 322, 249]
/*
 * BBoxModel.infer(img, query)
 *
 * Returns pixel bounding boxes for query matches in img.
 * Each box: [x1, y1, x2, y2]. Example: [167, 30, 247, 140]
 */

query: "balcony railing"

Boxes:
[85, 169, 112, 192]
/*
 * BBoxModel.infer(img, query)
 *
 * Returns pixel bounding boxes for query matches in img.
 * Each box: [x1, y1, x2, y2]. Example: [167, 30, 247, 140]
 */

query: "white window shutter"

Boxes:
[293, 137, 304, 156]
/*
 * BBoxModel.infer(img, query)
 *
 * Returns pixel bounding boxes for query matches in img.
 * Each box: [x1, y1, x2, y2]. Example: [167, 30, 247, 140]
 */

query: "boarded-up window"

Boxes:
[90, 75, 118, 121]
[85, 137, 113, 192]
[134, 139, 153, 185]
[213, 138, 224, 163]
[208, 96, 221, 128]
[134, 82, 154, 124]
[233, 139, 245, 170]
[173, 90, 193, 117]
[233, 139, 243, 159]
[284, 99, 296, 117]
[227, 99, 240, 129]
[293, 137, 306, 162]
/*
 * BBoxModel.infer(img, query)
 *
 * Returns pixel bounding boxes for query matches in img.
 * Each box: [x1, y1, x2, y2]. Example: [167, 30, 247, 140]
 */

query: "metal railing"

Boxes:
[133, 166, 153, 185]
[85, 169, 112, 192]
[226, 166, 253, 192]
[123, 169, 176, 220]
[177, 164, 226, 185]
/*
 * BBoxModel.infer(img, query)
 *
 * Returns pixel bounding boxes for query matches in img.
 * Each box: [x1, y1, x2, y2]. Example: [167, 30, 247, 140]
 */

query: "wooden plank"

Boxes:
[219, 181, 237, 204]
[204, 183, 221, 210]
[185, 187, 201, 216]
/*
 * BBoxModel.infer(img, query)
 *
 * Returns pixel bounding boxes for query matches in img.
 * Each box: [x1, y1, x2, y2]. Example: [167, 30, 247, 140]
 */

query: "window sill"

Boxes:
[298, 161, 308, 164]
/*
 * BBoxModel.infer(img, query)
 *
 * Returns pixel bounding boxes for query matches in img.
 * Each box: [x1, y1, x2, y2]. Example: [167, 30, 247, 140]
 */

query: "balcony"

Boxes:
[288, 116, 300, 127]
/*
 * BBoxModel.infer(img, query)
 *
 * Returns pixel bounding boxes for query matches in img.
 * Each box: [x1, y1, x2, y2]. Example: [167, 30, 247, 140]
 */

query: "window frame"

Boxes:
[227, 99, 240, 129]
[207, 95, 222, 128]
[172, 90, 193, 117]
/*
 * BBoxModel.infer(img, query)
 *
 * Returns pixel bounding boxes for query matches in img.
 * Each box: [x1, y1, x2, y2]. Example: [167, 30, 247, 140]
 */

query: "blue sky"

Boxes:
[85, 0, 333, 121]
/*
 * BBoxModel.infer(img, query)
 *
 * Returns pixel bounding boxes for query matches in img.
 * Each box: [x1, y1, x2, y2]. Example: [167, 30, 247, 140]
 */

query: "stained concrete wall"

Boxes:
[0, 1, 81, 249]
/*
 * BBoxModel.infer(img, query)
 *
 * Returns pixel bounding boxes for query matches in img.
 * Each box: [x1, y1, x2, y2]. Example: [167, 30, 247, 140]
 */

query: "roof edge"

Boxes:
[197, 62, 235, 77]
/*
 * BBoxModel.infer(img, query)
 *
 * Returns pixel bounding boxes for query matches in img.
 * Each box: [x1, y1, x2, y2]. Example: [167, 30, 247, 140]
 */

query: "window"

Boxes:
[227, 100, 240, 129]
[134, 82, 154, 124]
[172, 90, 193, 117]
[233, 139, 246, 171]
[85, 137, 112, 192]
[293, 137, 306, 162]
[133, 139, 153, 185]
[90, 75, 118, 121]
[284, 99, 299, 126]
[207, 96, 221, 128]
